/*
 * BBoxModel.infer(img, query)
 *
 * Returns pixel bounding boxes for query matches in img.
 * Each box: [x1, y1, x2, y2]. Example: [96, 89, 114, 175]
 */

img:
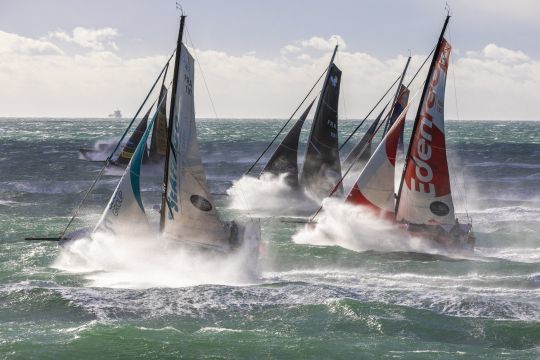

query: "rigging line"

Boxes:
[185, 26, 220, 121]
[244, 67, 328, 175]
[107, 50, 176, 162]
[58, 99, 160, 240]
[310, 84, 424, 222]
[335, 51, 349, 122]
[338, 74, 400, 151]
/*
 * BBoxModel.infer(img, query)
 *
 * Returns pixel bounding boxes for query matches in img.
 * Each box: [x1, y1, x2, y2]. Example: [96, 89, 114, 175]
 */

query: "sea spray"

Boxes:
[227, 173, 318, 216]
[53, 230, 260, 289]
[293, 198, 436, 253]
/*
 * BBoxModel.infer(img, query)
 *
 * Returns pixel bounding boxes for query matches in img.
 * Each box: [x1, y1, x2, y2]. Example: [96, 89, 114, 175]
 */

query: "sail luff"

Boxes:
[394, 15, 450, 219]
[160, 15, 186, 231]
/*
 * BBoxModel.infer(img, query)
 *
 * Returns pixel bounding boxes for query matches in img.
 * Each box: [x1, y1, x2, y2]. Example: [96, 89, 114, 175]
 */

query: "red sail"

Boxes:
[396, 38, 455, 225]
[346, 101, 409, 220]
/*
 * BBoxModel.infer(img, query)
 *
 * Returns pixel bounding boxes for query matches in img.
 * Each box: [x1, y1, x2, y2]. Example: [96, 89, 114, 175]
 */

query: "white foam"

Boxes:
[227, 173, 318, 216]
[292, 198, 437, 254]
[53, 231, 260, 289]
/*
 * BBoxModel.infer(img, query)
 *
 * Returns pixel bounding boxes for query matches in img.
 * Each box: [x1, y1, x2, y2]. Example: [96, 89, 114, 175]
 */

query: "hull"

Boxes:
[399, 223, 475, 253]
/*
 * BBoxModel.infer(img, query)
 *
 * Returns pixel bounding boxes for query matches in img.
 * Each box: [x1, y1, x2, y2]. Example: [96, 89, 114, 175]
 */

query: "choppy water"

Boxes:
[0, 118, 539, 359]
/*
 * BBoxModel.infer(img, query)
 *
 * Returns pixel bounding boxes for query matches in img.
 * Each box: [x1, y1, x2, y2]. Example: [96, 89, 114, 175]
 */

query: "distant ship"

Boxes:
[108, 109, 122, 118]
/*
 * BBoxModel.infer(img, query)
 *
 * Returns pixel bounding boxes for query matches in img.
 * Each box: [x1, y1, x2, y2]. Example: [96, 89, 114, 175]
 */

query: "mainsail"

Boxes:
[396, 38, 455, 225]
[93, 108, 159, 236]
[260, 100, 315, 187]
[115, 108, 152, 165]
[342, 105, 387, 173]
[149, 85, 169, 162]
[346, 104, 409, 219]
[161, 43, 229, 251]
[300, 60, 342, 199]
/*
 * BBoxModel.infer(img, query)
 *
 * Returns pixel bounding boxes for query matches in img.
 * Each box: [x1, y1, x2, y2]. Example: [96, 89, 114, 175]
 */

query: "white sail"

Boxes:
[162, 44, 229, 251]
[345, 102, 410, 220]
[94, 110, 157, 237]
[396, 38, 455, 225]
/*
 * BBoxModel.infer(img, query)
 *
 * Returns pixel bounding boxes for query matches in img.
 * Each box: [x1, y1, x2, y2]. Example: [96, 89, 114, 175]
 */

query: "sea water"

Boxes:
[0, 118, 538, 358]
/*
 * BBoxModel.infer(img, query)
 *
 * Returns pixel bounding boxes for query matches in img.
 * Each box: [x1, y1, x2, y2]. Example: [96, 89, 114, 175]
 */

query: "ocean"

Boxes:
[0, 118, 539, 359]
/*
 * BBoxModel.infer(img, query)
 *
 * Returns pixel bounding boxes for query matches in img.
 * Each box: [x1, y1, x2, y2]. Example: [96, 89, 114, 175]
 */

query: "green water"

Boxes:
[0, 118, 539, 358]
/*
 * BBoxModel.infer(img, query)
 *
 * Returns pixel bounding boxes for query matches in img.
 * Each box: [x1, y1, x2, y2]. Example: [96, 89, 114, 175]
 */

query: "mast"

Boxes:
[394, 15, 450, 220]
[160, 14, 186, 231]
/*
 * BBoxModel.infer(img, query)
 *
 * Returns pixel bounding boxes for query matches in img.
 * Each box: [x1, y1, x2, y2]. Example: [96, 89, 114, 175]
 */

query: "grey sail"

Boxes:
[342, 105, 387, 173]
[260, 100, 315, 188]
[299, 63, 342, 199]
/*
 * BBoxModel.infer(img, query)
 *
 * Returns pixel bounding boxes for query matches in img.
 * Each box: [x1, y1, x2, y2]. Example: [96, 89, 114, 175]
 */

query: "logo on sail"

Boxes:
[190, 194, 213, 212]
[330, 75, 338, 88]
[110, 190, 123, 216]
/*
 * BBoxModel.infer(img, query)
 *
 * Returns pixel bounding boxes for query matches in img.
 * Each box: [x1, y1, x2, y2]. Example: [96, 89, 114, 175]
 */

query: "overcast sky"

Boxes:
[1, 0, 539, 120]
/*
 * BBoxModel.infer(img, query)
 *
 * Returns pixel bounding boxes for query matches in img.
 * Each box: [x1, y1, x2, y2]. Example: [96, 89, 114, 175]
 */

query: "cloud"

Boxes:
[299, 35, 346, 51]
[0, 30, 538, 120]
[482, 43, 530, 63]
[0, 30, 63, 55]
[48, 27, 119, 51]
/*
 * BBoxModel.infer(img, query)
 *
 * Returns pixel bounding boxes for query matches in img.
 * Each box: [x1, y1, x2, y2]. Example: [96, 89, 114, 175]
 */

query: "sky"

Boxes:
[0, 0, 539, 120]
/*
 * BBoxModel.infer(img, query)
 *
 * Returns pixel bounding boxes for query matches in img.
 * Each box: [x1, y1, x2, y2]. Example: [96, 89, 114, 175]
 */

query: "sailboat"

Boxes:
[346, 15, 474, 252]
[299, 46, 343, 200]
[60, 15, 261, 257]
[257, 47, 342, 199]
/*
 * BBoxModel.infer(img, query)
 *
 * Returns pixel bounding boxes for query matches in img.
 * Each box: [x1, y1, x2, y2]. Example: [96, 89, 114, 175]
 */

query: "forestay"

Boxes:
[396, 39, 455, 225]
[93, 107, 159, 236]
[162, 44, 229, 250]
[342, 104, 387, 173]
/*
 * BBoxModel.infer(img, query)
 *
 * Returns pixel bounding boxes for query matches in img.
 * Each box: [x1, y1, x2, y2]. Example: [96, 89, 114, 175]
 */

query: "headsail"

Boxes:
[260, 100, 315, 188]
[93, 108, 159, 236]
[116, 108, 152, 165]
[300, 60, 342, 199]
[384, 85, 410, 153]
[149, 85, 169, 162]
[396, 38, 454, 225]
[342, 104, 387, 173]
[346, 104, 409, 219]
[161, 43, 229, 251]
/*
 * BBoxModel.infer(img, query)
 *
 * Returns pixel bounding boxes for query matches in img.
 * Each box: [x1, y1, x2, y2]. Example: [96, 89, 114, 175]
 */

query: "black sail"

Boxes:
[149, 85, 169, 162]
[299, 63, 342, 199]
[115, 108, 151, 165]
[342, 105, 386, 172]
[260, 100, 315, 188]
